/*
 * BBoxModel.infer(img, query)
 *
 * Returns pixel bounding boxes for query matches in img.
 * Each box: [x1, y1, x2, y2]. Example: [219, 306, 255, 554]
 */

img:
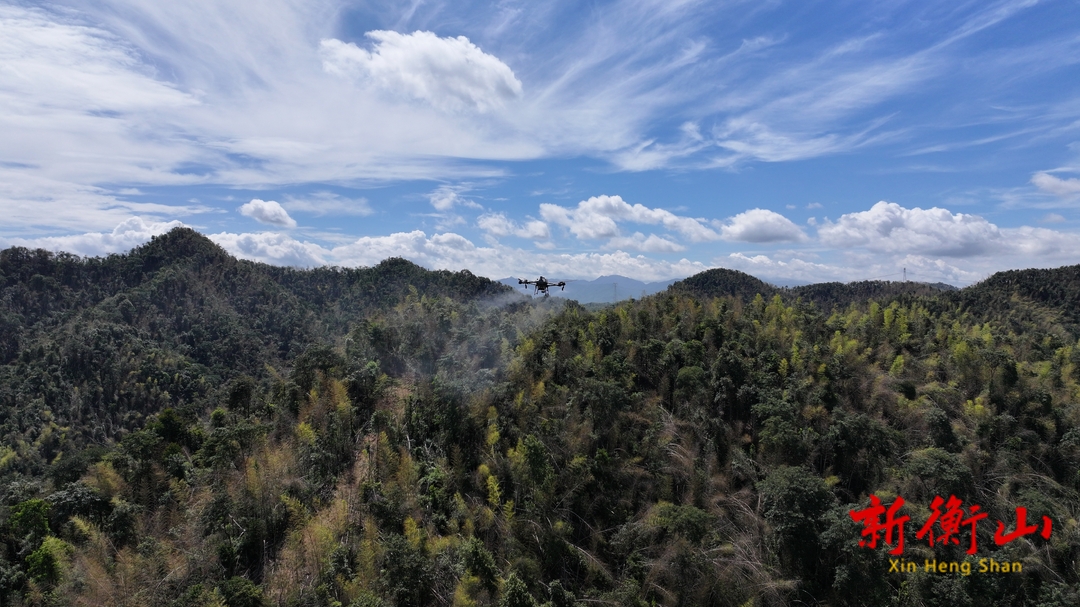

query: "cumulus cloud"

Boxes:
[761, 201, 1080, 284]
[1031, 172, 1080, 197]
[1004, 226, 1080, 258]
[209, 231, 326, 267]
[477, 213, 549, 239]
[323, 230, 705, 281]
[13, 215, 708, 281]
[1, 217, 184, 257]
[723, 251, 984, 285]
[606, 233, 686, 252]
[329, 230, 489, 270]
[817, 201, 1002, 257]
[717, 208, 807, 243]
[724, 252, 851, 283]
[540, 195, 719, 242]
[202, 219, 1080, 285]
[321, 31, 523, 113]
[239, 199, 297, 228]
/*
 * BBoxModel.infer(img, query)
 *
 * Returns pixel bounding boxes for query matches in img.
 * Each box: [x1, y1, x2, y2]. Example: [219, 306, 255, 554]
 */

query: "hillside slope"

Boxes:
[0, 228, 521, 479]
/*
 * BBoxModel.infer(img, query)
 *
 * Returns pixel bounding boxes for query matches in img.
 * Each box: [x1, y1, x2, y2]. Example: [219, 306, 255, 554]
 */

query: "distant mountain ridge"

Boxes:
[667, 262, 1080, 337]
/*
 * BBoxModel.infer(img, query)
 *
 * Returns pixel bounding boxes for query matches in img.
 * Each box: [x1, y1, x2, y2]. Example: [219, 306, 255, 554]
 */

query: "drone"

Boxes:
[518, 276, 567, 295]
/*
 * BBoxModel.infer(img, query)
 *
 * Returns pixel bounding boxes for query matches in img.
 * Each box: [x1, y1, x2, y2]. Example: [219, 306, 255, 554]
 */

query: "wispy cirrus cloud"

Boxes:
[282, 191, 374, 216]
[428, 185, 483, 211]
[2, 0, 1067, 212]
[1031, 171, 1080, 198]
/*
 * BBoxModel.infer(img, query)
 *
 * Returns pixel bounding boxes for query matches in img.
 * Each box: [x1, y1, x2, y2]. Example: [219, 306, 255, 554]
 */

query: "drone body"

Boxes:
[518, 275, 567, 296]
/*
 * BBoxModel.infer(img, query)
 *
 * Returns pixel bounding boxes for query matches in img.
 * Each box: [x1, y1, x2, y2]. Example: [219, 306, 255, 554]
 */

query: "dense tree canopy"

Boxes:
[1, 229, 1079, 606]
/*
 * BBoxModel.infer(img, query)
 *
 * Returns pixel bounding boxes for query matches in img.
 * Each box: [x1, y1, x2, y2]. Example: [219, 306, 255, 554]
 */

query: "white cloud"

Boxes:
[477, 213, 549, 239]
[3, 0, 1062, 243]
[1040, 213, 1066, 224]
[1003, 225, 1080, 258]
[817, 201, 1002, 257]
[712, 119, 858, 164]
[763, 201, 1080, 284]
[1031, 172, 1080, 197]
[540, 195, 718, 242]
[606, 232, 686, 252]
[209, 231, 326, 267]
[21, 206, 1080, 290]
[204, 218, 1080, 285]
[0, 6, 195, 116]
[326, 230, 705, 281]
[429, 185, 482, 211]
[283, 192, 373, 216]
[3, 0, 1073, 274]
[718, 209, 806, 243]
[1, 217, 183, 257]
[0, 6, 203, 213]
[724, 252, 851, 283]
[0, 173, 211, 232]
[0, 3, 542, 230]
[320, 31, 523, 113]
[723, 251, 985, 285]
[327, 231, 434, 267]
[239, 199, 297, 228]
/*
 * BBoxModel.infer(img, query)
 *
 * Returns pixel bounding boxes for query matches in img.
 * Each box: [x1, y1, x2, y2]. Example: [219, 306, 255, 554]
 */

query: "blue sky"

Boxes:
[2, 0, 1079, 284]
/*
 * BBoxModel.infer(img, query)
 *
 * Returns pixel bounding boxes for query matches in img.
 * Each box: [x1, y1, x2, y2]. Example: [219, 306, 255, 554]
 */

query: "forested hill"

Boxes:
[0, 228, 524, 481]
[0, 228, 512, 369]
[667, 268, 960, 311]
[0, 228, 509, 362]
[951, 265, 1080, 334]
[786, 280, 958, 310]
[669, 263, 1080, 334]
[3, 232, 1080, 607]
[666, 267, 777, 302]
